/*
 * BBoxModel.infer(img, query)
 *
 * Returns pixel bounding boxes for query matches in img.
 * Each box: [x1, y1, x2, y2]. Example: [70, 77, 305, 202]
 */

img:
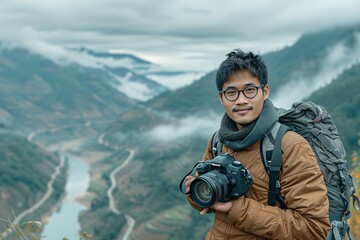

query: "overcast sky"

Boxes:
[1, 0, 360, 72]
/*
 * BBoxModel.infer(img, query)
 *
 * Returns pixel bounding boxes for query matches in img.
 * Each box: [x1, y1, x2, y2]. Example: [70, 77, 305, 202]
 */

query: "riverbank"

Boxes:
[40, 134, 132, 239]
[42, 153, 90, 240]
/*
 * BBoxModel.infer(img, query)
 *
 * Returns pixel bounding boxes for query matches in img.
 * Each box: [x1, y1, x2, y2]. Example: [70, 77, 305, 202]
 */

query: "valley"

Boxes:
[12, 122, 129, 239]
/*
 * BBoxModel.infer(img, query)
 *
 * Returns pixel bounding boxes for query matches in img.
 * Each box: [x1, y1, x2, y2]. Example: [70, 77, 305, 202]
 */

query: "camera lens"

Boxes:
[190, 171, 229, 208]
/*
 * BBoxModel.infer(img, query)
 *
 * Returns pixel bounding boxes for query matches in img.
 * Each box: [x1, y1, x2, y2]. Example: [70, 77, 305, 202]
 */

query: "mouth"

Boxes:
[233, 106, 252, 114]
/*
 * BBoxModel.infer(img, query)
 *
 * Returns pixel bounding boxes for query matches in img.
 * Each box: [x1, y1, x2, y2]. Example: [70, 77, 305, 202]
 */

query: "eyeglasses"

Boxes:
[219, 85, 264, 101]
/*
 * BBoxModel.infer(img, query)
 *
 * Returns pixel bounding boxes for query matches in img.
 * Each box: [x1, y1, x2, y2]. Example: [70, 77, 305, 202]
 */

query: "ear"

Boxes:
[263, 84, 270, 100]
[218, 92, 224, 105]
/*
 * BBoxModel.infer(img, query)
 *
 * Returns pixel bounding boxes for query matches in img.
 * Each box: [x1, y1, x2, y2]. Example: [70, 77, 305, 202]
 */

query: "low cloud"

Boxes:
[145, 112, 222, 142]
[1, 1, 360, 72]
[146, 72, 206, 90]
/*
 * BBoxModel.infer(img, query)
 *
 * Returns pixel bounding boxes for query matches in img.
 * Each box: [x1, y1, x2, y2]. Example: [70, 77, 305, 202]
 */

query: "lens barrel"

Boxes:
[190, 171, 229, 208]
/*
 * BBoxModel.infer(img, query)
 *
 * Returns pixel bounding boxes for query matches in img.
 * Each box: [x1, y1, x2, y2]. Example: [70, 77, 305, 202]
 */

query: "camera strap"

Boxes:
[178, 161, 201, 195]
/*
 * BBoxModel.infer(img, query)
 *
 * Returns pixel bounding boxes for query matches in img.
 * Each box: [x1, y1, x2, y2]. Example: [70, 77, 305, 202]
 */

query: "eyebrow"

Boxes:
[223, 83, 257, 91]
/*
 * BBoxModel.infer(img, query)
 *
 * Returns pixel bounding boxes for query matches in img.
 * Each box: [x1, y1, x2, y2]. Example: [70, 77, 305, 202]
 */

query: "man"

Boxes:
[185, 49, 330, 239]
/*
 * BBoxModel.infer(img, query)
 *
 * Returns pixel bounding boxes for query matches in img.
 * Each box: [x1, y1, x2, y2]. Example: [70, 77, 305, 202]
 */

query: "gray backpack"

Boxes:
[212, 101, 359, 240]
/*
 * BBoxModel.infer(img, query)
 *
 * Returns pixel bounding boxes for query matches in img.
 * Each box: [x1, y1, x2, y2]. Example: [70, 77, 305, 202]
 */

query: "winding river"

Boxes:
[42, 153, 90, 240]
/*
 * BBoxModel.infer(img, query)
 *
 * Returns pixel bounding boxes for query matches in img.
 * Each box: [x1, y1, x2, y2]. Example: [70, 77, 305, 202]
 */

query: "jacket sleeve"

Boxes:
[225, 138, 330, 239]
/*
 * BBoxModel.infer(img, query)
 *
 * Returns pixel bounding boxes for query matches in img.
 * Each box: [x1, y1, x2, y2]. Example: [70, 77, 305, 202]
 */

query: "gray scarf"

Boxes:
[219, 99, 278, 150]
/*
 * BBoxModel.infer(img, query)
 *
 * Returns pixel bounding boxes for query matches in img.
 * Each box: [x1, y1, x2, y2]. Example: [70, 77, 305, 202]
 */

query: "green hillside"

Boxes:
[0, 48, 135, 132]
[307, 63, 360, 152]
[0, 132, 66, 229]
[145, 71, 221, 116]
[103, 71, 221, 140]
[263, 25, 360, 92]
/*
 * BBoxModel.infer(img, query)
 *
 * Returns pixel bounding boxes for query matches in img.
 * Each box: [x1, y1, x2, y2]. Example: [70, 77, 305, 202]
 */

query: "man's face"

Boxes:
[219, 70, 269, 129]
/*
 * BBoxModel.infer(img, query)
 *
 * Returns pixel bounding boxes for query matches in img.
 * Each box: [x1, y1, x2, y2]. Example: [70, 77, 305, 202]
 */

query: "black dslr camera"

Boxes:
[179, 153, 253, 208]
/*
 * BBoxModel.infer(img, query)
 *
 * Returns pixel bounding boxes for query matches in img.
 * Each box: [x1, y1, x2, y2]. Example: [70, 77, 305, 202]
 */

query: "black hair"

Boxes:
[215, 49, 268, 91]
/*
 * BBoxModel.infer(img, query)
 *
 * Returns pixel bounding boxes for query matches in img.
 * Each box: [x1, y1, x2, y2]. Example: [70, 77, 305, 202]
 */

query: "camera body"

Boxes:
[189, 153, 253, 208]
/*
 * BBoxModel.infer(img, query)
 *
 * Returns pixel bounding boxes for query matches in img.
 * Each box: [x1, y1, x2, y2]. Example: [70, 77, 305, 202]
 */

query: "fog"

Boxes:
[272, 32, 360, 109]
[148, 31, 360, 141]
[106, 72, 154, 101]
[146, 72, 206, 90]
[146, 113, 222, 142]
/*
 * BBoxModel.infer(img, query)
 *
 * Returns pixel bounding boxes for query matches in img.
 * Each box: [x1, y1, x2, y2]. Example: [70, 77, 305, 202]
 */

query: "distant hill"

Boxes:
[0, 131, 66, 229]
[263, 24, 360, 104]
[307, 63, 360, 152]
[145, 71, 220, 116]
[76, 47, 153, 66]
[72, 47, 169, 100]
[0, 47, 139, 131]
[0, 47, 136, 125]
[265, 25, 360, 80]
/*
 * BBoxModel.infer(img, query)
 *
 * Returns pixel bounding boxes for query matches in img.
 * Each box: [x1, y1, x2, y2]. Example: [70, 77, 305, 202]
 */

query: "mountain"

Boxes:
[102, 71, 220, 137]
[0, 47, 136, 131]
[0, 46, 168, 132]
[72, 47, 206, 96]
[102, 65, 168, 101]
[76, 47, 153, 69]
[72, 47, 169, 101]
[89, 24, 360, 240]
[0, 131, 66, 229]
[145, 71, 220, 116]
[307, 63, 360, 152]
[263, 24, 360, 107]
[264, 25, 359, 87]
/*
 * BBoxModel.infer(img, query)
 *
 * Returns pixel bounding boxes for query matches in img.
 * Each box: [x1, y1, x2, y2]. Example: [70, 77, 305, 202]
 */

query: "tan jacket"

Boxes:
[187, 131, 330, 239]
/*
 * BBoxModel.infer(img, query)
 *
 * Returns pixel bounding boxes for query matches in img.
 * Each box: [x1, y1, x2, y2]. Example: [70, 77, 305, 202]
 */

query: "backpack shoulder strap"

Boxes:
[261, 122, 282, 172]
[214, 124, 289, 208]
[262, 122, 289, 208]
[211, 130, 222, 157]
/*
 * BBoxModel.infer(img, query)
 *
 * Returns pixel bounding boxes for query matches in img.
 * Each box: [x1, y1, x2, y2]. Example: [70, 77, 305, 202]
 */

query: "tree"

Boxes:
[348, 136, 360, 239]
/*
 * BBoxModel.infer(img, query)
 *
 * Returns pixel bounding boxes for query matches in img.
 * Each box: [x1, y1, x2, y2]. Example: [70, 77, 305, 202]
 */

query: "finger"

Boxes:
[185, 176, 194, 192]
[200, 208, 209, 215]
[185, 175, 194, 181]
[211, 201, 233, 212]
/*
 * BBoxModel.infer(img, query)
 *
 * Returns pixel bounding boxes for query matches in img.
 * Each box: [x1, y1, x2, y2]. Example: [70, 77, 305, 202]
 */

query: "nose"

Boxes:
[234, 91, 249, 104]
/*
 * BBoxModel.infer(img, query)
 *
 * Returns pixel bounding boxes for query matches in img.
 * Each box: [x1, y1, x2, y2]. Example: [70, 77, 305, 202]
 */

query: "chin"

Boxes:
[235, 118, 253, 126]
